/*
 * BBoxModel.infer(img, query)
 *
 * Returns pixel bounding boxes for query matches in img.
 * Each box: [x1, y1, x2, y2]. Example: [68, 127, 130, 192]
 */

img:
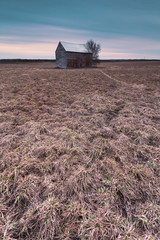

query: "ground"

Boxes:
[0, 61, 160, 240]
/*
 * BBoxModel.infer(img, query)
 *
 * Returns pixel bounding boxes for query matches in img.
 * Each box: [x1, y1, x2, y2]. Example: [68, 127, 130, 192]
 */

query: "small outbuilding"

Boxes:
[55, 41, 92, 68]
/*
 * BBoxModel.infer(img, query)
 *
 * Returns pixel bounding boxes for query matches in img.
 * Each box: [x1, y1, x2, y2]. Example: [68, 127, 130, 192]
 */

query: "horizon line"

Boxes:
[0, 58, 160, 61]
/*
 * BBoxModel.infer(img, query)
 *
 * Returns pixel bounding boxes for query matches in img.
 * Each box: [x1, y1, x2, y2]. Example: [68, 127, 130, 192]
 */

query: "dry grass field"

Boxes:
[0, 61, 160, 240]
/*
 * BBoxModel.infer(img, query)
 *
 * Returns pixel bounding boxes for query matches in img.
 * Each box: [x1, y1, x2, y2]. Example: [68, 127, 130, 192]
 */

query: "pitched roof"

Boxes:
[60, 41, 91, 53]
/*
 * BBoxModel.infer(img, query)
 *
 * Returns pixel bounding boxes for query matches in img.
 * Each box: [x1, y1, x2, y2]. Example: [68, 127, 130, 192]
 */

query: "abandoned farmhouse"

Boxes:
[55, 41, 92, 68]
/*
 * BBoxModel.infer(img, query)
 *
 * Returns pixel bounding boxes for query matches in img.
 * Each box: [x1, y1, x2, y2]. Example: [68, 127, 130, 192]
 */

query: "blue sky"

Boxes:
[0, 0, 160, 59]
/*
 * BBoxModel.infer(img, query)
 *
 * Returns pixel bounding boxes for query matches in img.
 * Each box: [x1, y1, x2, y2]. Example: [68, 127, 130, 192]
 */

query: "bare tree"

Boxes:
[85, 40, 101, 62]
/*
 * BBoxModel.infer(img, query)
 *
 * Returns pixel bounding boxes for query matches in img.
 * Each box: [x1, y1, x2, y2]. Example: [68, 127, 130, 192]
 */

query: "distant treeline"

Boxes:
[0, 59, 56, 64]
[100, 59, 160, 62]
[0, 59, 160, 64]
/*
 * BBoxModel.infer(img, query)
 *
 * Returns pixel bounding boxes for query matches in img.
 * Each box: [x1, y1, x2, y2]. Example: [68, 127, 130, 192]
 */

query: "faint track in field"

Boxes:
[99, 70, 129, 87]
[99, 70, 145, 90]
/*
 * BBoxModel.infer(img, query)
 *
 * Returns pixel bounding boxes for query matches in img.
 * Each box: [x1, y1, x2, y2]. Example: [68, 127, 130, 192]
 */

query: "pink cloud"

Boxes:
[0, 42, 57, 59]
[0, 25, 160, 59]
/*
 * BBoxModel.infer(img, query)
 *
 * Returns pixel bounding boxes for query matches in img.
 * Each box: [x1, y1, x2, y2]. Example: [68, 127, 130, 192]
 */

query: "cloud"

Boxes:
[0, 42, 57, 59]
[102, 37, 160, 51]
[0, 25, 160, 59]
[0, 25, 90, 42]
[99, 36, 160, 59]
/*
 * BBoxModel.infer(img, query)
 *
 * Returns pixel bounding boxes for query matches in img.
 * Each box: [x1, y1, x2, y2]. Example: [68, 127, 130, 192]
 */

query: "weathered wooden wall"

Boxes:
[56, 43, 92, 68]
[66, 52, 92, 68]
[56, 43, 67, 68]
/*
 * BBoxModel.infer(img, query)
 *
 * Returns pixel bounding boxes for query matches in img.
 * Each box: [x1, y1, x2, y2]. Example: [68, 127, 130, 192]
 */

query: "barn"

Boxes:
[55, 41, 92, 68]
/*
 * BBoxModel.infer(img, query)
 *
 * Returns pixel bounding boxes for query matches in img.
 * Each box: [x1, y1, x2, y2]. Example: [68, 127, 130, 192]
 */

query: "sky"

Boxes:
[0, 0, 160, 59]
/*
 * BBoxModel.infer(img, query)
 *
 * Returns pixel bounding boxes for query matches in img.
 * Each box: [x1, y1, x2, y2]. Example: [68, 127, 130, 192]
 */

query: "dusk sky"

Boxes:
[0, 0, 160, 59]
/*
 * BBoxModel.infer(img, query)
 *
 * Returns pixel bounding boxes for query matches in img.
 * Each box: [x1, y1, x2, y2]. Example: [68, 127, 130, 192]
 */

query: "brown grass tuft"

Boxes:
[0, 61, 160, 239]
